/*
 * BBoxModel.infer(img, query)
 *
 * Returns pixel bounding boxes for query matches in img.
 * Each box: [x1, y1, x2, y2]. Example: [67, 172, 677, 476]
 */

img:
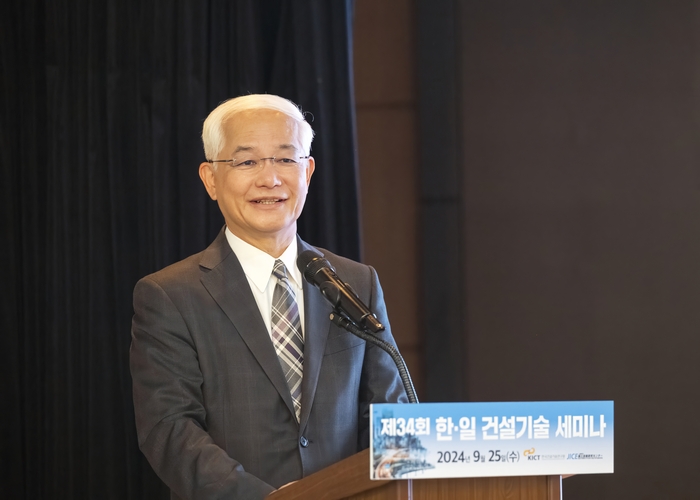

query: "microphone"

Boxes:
[297, 249, 419, 403]
[297, 250, 385, 334]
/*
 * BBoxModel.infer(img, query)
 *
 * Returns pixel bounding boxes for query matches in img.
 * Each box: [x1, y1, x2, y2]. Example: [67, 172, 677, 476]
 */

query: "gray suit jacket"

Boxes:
[130, 230, 408, 500]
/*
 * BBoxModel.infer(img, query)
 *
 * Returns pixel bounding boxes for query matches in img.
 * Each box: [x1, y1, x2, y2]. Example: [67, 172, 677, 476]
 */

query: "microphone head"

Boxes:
[297, 249, 336, 284]
[297, 249, 322, 272]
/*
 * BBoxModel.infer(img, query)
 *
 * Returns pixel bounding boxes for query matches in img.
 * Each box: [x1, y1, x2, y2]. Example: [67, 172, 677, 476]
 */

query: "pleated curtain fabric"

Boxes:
[4, 1, 358, 497]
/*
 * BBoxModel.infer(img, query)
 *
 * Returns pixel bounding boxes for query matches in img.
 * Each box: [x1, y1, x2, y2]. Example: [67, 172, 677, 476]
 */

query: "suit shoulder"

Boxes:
[311, 247, 377, 290]
[314, 247, 369, 271]
[136, 251, 205, 290]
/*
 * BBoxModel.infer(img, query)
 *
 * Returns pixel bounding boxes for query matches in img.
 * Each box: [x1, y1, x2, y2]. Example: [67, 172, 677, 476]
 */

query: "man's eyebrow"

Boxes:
[232, 144, 298, 154]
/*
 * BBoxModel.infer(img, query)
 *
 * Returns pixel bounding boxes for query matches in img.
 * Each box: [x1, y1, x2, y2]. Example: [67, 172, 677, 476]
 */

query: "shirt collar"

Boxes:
[224, 228, 302, 293]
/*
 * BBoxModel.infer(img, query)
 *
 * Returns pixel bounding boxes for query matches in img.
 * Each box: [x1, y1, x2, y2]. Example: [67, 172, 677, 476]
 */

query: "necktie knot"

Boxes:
[272, 259, 289, 283]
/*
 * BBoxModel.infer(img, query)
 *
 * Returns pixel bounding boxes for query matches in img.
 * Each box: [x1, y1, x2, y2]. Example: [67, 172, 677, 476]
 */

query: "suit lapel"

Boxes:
[297, 238, 333, 432]
[199, 230, 297, 418]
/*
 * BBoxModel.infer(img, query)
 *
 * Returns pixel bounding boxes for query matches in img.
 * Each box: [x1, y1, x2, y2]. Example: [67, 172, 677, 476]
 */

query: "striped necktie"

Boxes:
[271, 260, 304, 422]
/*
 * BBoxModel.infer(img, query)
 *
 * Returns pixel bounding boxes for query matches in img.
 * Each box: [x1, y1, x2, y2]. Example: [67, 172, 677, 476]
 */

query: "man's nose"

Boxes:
[256, 158, 282, 185]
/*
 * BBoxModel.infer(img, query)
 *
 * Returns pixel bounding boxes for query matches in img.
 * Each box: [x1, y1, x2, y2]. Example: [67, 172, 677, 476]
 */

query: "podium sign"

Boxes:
[370, 401, 613, 480]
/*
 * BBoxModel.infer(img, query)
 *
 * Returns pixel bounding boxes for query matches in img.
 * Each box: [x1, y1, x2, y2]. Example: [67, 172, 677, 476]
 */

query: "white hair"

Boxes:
[202, 94, 315, 163]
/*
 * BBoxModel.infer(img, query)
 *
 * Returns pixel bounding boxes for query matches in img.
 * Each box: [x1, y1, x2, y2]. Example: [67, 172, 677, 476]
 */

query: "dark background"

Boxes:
[4, 0, 700, 499]
[411, 1, 700, 498]
[3, 1, 360, 498]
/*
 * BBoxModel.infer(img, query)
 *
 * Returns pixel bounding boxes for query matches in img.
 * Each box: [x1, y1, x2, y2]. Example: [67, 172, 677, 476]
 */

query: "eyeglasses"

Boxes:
[208, 155, 310, 171]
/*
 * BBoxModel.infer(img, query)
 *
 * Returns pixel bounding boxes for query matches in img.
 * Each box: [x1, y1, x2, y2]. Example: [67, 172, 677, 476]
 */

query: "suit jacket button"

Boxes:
[300, 436, 309, 447]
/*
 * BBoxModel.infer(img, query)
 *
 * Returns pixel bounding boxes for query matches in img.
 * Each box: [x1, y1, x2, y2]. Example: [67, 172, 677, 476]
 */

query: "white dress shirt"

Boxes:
[224, 228, 305, 339]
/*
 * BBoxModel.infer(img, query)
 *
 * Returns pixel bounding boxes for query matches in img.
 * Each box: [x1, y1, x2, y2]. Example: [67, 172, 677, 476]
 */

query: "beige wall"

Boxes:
[353, 0, 423, 395]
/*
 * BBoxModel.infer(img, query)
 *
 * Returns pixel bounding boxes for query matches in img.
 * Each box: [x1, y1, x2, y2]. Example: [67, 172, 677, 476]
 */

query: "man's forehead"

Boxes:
[224, 110, 300, 145]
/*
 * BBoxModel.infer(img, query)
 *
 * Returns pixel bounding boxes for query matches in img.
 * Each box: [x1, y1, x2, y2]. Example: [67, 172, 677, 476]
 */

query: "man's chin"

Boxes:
[227, 221, 298, 242]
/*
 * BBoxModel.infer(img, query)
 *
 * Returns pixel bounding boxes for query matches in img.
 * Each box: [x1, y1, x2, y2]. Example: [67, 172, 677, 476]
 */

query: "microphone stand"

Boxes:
[329, 312, 419, 404]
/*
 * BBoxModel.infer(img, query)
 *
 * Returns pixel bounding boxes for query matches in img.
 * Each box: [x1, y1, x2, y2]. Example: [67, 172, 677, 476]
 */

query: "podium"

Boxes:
[268, 400, 614, 499]
[267, 448, 563, 500]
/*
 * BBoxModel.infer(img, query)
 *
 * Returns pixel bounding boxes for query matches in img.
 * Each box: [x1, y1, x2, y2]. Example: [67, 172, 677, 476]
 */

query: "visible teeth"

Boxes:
[256, 199, 279, 204]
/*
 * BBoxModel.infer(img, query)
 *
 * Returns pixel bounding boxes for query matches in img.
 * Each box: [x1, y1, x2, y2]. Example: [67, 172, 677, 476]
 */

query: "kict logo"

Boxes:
[523, 448, 536, 456]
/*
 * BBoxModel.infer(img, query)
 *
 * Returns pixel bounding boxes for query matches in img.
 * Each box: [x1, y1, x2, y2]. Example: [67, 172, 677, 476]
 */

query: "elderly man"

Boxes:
[130, 94, 407, 500]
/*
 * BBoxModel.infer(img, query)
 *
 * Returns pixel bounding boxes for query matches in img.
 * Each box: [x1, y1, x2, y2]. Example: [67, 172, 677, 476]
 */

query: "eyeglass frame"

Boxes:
[207, 155, 311, 169]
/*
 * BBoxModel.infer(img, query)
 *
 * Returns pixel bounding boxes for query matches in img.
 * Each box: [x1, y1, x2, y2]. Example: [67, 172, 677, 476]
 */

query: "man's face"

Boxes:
[199, 109, 315, 254]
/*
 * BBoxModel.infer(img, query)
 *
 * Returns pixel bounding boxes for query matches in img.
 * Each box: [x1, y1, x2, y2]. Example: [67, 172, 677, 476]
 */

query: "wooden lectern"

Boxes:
[267, 448, 562, 500]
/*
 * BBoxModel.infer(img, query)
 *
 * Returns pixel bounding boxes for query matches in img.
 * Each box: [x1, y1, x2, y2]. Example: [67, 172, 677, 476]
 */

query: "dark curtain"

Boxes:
[1, 1, 359, 498]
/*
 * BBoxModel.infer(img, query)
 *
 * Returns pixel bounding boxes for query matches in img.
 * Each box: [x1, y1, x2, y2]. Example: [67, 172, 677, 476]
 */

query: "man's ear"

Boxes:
[199, 162, 218, 200]
[305, 156, 315, 185]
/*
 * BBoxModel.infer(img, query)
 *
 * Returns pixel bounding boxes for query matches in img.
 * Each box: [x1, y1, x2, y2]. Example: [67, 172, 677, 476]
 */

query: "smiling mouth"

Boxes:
[254, 199, 285, 204]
